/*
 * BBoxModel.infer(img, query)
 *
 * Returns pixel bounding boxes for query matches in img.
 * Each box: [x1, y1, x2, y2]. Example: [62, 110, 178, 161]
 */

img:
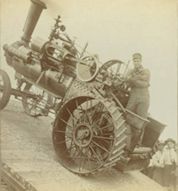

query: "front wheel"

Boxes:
[22, 83, 43, 117]
[0, 69, 11, 110]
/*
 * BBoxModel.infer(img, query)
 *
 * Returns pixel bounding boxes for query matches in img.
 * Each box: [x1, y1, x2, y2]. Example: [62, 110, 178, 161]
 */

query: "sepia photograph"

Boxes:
[0, 0, 177, 191]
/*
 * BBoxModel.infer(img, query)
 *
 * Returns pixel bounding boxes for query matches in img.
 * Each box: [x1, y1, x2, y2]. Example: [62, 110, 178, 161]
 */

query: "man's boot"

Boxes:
[128, 127, 142, 152]
[130, 127, 152, 154]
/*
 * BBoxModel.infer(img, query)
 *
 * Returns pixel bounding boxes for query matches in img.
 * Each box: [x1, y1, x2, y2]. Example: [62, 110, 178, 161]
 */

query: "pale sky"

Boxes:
[1, 0, 177, 140]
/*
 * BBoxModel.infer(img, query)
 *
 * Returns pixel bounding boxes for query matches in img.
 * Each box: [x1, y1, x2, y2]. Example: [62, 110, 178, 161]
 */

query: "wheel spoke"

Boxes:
[78, 104, 89, 123]
[90, 104, 97, 119]
[92, 113, 108, 128]
[90, 102, 102, 121]
[97, 113, 105, 126]
[92, 140, 110, 153]
[54, 129, 66, 133]
[78, 153, 86, 172]
[75, 99, 92, 125]
[115, 63, 121, 78]
[84, 99, 92, 125]
[93, 135, 114, 141]
[68, 139, 76, 153]
[101, 123, 113, 130]
[72, 147, 83, 159]
[66, 107, 78, 120]
[55, 138, 71, 145]
[66, 107, 78, 122]
[54, 129, 73, 137]
[75, 99, 84, 116]
[77, 100, 85, 113]
[109, 67, 114, 76]
[89, 145, 103, 165]
[84, 147, 93, 163]
[60, 118, 74, 129]
[75, 99, 79, 109]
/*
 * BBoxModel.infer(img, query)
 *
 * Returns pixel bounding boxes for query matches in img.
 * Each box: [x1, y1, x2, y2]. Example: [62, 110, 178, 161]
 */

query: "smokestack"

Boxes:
[21, 0, 46, 43]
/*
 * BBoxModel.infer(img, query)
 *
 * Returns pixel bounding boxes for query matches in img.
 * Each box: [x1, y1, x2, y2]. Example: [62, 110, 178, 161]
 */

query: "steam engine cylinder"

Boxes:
[12, 58, 67, 97]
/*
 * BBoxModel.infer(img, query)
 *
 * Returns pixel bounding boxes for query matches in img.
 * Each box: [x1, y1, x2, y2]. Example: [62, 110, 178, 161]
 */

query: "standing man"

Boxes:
[126, 53, 150, 117]
[126, 53, 150, 151]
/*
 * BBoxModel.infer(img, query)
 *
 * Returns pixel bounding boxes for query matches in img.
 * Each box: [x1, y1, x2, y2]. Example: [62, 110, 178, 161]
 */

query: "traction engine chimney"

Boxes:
[21, 0, 46, 43]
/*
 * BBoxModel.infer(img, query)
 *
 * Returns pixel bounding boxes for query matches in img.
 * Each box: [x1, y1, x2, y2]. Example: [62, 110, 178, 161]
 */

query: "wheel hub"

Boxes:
[73, 123, 93, 147]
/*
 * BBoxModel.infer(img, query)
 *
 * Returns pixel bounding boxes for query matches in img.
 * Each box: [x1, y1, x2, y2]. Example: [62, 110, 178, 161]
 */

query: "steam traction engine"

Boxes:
[0, 0, 165, 175]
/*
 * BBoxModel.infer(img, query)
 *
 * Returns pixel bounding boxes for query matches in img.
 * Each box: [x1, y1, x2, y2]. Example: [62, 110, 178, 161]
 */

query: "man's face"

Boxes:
[133, 58, 142, 69]
[167, 141, 175, 149]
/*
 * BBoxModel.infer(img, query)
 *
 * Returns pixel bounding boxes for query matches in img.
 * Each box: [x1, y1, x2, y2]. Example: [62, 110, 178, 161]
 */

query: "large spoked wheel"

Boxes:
[76, 55, 99, 82]
[52, 96, 117, 175]
[97, 59, 130, 106]
[98, 59, 125, 80]
[22, 83, 42, 117]
[96, 60, 127, 84]
[0, 69, 11, 110]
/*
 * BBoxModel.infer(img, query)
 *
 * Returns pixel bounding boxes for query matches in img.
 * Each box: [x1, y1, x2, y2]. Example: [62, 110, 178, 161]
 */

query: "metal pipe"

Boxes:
[21, 0, 46, 43]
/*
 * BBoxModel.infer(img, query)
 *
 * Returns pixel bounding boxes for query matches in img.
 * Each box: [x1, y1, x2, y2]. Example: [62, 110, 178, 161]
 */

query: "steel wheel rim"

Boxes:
[98, 60, 125, 81]
[53, 96, 115, 174]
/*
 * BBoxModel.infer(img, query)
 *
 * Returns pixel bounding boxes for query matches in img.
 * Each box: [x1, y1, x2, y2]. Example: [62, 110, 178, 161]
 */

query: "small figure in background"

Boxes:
[162, 138, 177, 190]
[150, 142, 165, 186]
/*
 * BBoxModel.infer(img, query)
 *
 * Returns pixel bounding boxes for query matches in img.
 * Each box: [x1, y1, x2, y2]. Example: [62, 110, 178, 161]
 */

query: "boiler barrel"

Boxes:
[3, 43, 74, 98]
[11, 58, 67, 98]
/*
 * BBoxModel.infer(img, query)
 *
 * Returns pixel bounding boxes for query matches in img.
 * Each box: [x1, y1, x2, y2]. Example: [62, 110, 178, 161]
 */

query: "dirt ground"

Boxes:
[1, 100, 166, 191]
